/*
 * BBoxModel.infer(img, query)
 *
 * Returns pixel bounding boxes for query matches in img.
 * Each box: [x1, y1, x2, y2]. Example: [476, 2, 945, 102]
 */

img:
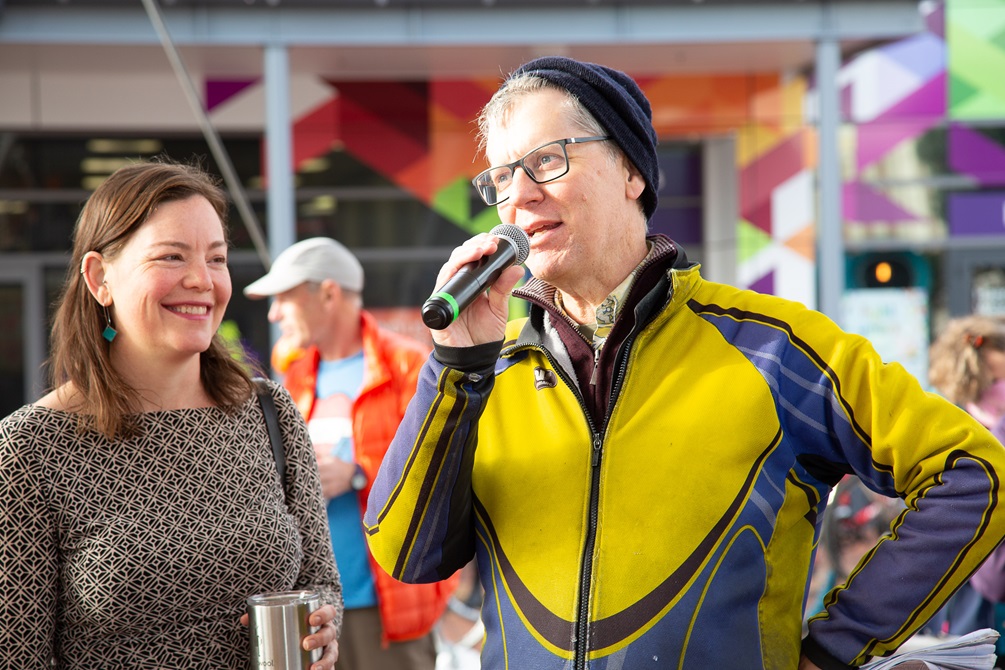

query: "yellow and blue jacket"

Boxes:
[365, 239, 1005, 669]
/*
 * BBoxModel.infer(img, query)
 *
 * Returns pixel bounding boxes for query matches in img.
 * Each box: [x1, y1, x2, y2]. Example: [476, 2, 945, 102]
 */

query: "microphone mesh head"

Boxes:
[490, 224, 531, 264]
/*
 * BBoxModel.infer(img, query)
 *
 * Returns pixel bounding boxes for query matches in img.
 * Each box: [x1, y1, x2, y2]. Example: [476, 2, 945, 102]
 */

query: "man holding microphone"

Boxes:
[364, 56, 1005, 669]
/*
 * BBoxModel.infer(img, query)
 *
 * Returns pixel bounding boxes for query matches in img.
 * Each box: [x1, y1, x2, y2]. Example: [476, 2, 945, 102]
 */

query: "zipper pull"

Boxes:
[592, 433, 602, 466]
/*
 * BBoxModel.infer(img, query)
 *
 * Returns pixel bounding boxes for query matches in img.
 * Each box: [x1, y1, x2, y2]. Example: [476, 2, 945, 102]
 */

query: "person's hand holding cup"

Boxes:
[242, 590, 339, 670]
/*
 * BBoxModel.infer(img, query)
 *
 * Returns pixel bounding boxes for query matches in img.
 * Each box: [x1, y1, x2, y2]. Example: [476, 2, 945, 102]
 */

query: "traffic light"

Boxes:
[846, 252, 932, 290]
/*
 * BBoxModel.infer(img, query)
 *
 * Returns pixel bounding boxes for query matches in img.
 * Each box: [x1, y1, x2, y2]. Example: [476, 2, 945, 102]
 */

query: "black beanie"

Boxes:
[510, 56, 660, 221]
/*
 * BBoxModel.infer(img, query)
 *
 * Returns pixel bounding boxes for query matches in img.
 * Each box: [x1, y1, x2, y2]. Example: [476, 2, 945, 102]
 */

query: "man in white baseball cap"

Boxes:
[245, 238, 458, 670]
[244, 237, 364, 298]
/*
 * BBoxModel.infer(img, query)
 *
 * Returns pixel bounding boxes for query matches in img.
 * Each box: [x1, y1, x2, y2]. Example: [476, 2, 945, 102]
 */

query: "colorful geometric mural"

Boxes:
[734, 113, 815, 305]
[207, 70, 818, 304]
[633, 72, 815, 305]
[840, 5, 946, 236]
[201, 1, 1005, 310]
[427, 79, 507, 235]
[295, 78, 502, 236]
[841, 0, 1005, 244]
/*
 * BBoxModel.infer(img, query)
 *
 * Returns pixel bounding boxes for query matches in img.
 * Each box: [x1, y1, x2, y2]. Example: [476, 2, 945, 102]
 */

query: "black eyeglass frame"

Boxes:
[472, 135, 610, 206]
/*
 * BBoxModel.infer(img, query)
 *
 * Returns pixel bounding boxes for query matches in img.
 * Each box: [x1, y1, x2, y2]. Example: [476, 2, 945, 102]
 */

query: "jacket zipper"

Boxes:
[574, 430, 604, 669]
[573, 334, 636, 670]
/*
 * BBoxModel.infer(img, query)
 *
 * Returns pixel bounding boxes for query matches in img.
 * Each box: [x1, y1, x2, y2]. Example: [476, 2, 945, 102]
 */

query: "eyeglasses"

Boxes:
[472, 136, 610, 206]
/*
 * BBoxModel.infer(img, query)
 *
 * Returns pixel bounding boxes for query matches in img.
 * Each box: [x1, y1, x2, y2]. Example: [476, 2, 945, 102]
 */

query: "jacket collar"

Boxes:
[509, 234, 688, 351]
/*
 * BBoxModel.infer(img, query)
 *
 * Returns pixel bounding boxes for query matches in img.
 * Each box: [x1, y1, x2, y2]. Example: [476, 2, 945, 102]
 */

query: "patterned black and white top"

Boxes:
[0, 379, 342, 669]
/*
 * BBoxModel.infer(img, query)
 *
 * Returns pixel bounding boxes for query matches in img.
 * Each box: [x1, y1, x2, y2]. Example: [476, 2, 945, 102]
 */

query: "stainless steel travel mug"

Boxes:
[247, 590, 323, 670]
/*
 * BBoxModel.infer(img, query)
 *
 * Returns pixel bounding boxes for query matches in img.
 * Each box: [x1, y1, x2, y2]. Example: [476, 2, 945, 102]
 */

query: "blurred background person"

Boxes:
[0, 160, 341, 668]
[432, 561, 484, 670]
[245, 237, 458, 670]
[927, 314, 1005, 666]
[930, 314, 1005, 438]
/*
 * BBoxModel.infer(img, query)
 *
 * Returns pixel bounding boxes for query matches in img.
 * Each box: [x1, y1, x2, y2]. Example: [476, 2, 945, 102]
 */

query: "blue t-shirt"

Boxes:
[307, 352, 376, 609]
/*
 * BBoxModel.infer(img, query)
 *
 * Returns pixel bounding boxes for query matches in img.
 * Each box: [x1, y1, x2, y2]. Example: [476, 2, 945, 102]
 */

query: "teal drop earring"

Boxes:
[102, 305, 117, 342]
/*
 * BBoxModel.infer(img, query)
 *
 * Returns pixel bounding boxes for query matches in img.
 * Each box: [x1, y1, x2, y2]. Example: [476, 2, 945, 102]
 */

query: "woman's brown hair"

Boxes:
[48, 159, 255, 439]
[928, 314, 1005, 406]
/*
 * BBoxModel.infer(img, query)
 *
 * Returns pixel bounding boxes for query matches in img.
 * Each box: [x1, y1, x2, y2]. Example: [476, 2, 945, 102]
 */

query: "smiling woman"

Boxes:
[0, 159, 344, 669]
[79, 194, 234, 400]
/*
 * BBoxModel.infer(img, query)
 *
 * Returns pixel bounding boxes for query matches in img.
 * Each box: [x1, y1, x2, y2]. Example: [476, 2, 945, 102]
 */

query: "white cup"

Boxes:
[247, 590, 323, 670]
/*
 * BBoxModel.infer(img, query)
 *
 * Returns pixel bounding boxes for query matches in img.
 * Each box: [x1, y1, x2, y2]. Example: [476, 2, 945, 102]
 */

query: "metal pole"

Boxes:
[264, 45, 295, 263]
[140, 0, 272, 269]
[702, 136, 738, 287]
[263, 44, 296, 361]
[816, 4, 845, 324]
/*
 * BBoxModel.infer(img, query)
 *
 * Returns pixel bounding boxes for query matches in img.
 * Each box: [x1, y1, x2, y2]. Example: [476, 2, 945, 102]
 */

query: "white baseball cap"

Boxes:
[243, 237, 364, 298]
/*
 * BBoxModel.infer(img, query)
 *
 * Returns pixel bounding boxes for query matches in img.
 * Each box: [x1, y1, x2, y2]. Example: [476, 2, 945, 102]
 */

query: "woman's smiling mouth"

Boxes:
[168, 305, 210, 316]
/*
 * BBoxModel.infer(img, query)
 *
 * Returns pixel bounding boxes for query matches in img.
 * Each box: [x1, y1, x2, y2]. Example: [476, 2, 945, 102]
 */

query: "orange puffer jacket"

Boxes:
[283, 310, 459, 643]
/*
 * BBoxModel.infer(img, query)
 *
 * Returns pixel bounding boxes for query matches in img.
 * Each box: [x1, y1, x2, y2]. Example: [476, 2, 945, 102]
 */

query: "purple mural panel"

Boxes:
[652, 144, 704, 245]
[749, 271, 775, 296]
[947, 192, 1005, 237]
[949, 124, 1005, 186]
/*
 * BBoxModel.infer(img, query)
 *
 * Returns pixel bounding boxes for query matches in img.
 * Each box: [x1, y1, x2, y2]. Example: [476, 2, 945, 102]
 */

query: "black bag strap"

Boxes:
[253, 377, 287, 496]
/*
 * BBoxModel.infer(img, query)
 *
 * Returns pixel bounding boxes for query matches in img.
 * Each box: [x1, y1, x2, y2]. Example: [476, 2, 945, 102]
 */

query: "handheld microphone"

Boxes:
[422, 224, 531, 330]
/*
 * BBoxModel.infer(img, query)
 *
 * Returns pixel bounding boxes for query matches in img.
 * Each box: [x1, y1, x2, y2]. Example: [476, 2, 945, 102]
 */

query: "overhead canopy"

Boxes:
[0, 1, 925, 78]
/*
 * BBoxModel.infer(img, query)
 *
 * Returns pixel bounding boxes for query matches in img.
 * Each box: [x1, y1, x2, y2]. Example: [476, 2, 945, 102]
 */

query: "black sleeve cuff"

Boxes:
[801, 635, 857, 669]
[433, 340, 503, 373]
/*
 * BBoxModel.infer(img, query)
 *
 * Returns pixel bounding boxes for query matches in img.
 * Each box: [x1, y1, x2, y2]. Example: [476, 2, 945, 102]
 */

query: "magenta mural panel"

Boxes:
[740, 133, 803, 234]
[856, 72, 944, 171]
[205, 79, 257, 112]
[843, 182, 919, 223]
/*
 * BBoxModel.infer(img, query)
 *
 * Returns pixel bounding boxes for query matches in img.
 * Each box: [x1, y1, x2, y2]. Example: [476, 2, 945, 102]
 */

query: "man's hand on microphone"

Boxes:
[431, 232, 525, 348]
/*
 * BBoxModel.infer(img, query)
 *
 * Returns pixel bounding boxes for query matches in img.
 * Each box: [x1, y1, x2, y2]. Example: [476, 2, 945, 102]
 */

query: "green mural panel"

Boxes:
[948, 0, 1005, 39]
[948, 0, 1005, 118]
[738, 219, 772, 264]
[432, 177, 472, 226]
[431, 176, 500, 236]
[949, 72, 979, 109]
